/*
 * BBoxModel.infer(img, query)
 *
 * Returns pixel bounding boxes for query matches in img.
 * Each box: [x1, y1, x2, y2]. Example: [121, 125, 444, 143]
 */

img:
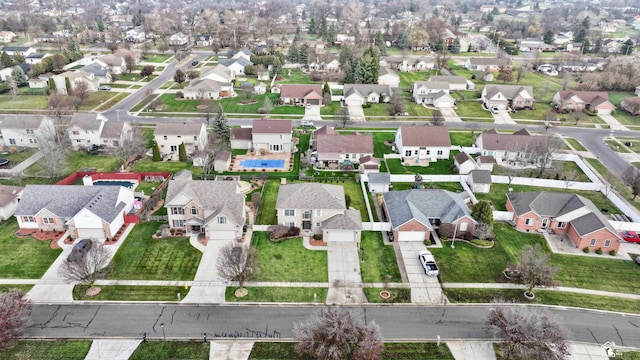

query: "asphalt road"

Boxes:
[25, 304, 640, 346]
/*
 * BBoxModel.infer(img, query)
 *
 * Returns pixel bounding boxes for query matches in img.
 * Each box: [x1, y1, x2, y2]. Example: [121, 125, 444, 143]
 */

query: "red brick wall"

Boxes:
[568, 225, 620, 253]
[395, 219, 430, 241]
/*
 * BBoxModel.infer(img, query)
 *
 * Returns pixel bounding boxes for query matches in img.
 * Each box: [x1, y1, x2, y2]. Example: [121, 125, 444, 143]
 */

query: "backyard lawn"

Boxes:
[359, 231, 401, 283]
[391, 182, 463, 192]
[0, 218, 62, 278]
[107, 222, 202, 280]
[27, 152, 121, 178]
[449, 131, 475, 147]
[372, 132, 396, 157]
[129, 341, 209, 360]
[0, 340, 92, 360]
[491, 160, 590, 182]
[397, 71, 433, 89]
[276, 69, 321, 84]
[255, 180, 279, 225]
[131, 158, 201, 174]
[0, 95, 48, 110]
[386, 155, 456, 175]
[251, 231, 328, 282]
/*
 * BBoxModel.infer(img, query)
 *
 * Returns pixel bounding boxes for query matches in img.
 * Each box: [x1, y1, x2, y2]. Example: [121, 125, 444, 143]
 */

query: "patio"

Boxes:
[230, 152, 293, 172]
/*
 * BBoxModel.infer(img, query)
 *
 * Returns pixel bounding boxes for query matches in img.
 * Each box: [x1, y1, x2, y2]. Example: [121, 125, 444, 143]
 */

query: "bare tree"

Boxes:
[72, 81, 90, 110]
[474, 222, 494, 240]
[216, 243, 258, 289]
[36, 119, 68, 179]
[563, 170, 578, 190]
[532, 135, 560, 177]
[251, 192, 262, 210]
[294, 306, 383, 360]
[386, 91, 405, 116]
[488, 303, 570, 360]
[47, 93, 71, 120]
[115, 123, 147, 168]
[570, 111, 586, 125]
[58, 239, 112, 289]
[622, 165, 640, 199]
[0, 289, 32, 351]
[513, 244, 558, 296]
[430, 109, 445, 126]
[124, 55, 135, 74]
[434, 51, 449, 75]
[337, 107, 351, 129]
[7, 76, 18, 97]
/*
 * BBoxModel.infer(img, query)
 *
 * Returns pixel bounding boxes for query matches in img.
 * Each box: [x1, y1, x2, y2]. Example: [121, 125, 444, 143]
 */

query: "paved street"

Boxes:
[25, 304, 640, 348]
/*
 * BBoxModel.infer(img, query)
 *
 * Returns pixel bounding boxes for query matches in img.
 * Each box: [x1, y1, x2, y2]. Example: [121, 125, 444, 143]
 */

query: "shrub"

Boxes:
[257, 108, 267, 114]
[268, 225, 290, 240]
[286, 227, 300, 237]
[175, 91, 183, 99]
[582, 247, 590, 253]
[609, 250, 616, 256]
[595, 248, 603, 255]
[313, 234, 322, 240]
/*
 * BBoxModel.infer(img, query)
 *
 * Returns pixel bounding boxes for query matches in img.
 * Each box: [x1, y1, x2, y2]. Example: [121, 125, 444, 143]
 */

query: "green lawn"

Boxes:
[386, 155, 456, 175]
[341, 181, 368, 221]
[142, 54, 174, 63]
[391, 182, 463, 192]
[0, 340, 92, 360]
[78, 92, 123, 111]
[445, 288, 640, 314]
[0, 284, 33, 293]
[0, 218, 62, 278]
[131, 158, 200, 174]
[363, 103, 392, 117]
[508, 103, 552, 120]
[449, 131, 475, 146]
[277, 69, 321, 84]
[475, 183, 619, 213]
[106, 222, 202, 280]
[614, 138, 640, 153]
[27, 152, 121, 177]
[359, 232, 401, 283]
[118, 73, 155, 82]
[492, 161, 590, 182]
[372, 132, 396, 158]
[454, 101, 493, 120]
[255, 180, 279, 225]
[2, 148, 36, 164]
[319, 101, 343, 116]
[251, 232, 328, 282]
[397, 71, 434, 89]
[225, 286, 328, 302]
[73, 285, 190, 301]
[364, 287, 411, 303]
[606, 139, 631, 153]
[0, 95, 48, 110]
[405, 102, 434, 117]
[585, 158, 640, 212]
[129, 341, 209, 360]
[565, 137, 587, 151]
[249, 342, 455, 359]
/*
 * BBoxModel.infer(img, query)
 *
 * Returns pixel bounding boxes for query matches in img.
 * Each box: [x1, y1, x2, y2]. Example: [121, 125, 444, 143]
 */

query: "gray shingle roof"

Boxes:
[398, 125, 451, 147]
[15, 185, 128, 223]
[316, 133, 373, 158]
[484, 85, 534, 100]
[428, 75, 468, 85]
[184, 78, 226, 92]
[321, 208, 362, 230]
[383, 189, 474, 229]
[344, 84, 392, 99]
[100, 121, 126, 139]
[231, 128, 252, 141]
[165, 176, 245, 226]
[155, 122, 205, 136]
[0, 115, 48, 129]
[252, 119, 291, 134]
[70, 112, 103, 131]
[454, 152, 472, 164]
[368, 173, 390, 185]
[81, 62, 108, 77]
[469, 169, 492, 184]
[276, 183, 345, 210]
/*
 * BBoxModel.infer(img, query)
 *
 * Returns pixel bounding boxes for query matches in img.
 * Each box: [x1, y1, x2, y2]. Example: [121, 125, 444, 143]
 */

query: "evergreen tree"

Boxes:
[582, 16, 591, 30]
[471, 200, 494, 226]
[178, 142, 187, 162]
[65, 77, 71, 94]
[582, 39, 591, 54]
[152, 142, 161, 161]
[594, 38, 602, 54]
[462, 3, 469, 13]
[543, 30, 554, 44]
[298, 43, 309, 64]
[339, 46, 354, 69]
[573, 29, 586, 43]
[0, 51, 13, 69]
[621, 39, 634, 55]
[308, 18, 316, 34]
[355, 46, 380, 84]
[287, 43, 299, 63]
[326, 24, 337, 44]
[320, 18, 327, 39]
[451, 37, 461, 54]
[398, 30, 409, 49]
[486, 13, 494, 24]
[211, 105, 229, 139]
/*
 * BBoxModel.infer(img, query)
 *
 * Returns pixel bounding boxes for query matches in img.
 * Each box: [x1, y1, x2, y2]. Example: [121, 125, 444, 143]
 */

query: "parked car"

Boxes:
[306, 103, 312, 109]
[191, 61, 199, 66]
[98, 85, 111, 91]
[619, 230, 640, 243]
[418, 250, 439, 276]
[386, 231, 394, 242]
[67, 239, 93, 262]
[300, 120, 314, 127]
[490, 107, 500, 114]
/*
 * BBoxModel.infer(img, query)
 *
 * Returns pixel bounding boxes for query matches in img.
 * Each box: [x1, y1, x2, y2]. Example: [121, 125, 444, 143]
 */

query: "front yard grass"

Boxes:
[142, 54, 174, 63]
[255, 180, 279, 225]
[364, 287, 411, 303]
[73, 285, 190, 301]
[0, 284, 33, 293]
[360, 231, 401, 283]
[129, 341, 209, 360]
[454, 101, 493, 120]
[0, 218, 62, 278]
[251, 232, 328, 282]
[508, 103, 552, 120]
[248, 342, 455, 359]
[106, 222, 202, 280]
[225, 286, 328, 302]
[0, 340, 92, 360]
[565, 137, 587, 151]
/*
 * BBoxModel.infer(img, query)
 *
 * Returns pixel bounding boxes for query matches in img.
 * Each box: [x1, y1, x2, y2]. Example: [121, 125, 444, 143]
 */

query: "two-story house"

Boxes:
[67, 112, 109, 149]
[96, 54, 126, 75]
[169, 32, 189, 46]
[165, 170, 245, 240]
[482, 85, 534, 110]
[276, 183, 362, 242]
[251, 119, 292, 153]
[0, 115, 55, 148]
[50, 71, 100, 95]
[475, 128, 543, 163]
[154, 122, 208, 160]
[411, 81, 455, 107]
[395, 125, 451, 161]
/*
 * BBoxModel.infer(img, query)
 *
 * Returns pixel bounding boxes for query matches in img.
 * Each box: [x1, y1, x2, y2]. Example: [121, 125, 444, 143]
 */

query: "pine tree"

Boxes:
[451, 37, 461, 54]
[152, 142, 161, 161]
[65, 77, 71, 94]
[211, 105, 229, 139]
[308, 18, 316, 34]
[178, 142, 187, 162]
[287, 43, 299, 63]
[298, 43, 309, 64]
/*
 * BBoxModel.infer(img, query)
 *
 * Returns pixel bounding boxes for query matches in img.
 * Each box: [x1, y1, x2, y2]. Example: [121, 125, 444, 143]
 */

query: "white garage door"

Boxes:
[325, 230, 355, 243]
[210, 230, 236, 240]
[435, 100, 454, 108]
[398, 231, 425, 242]
[77, 228, 105, 239]
[598, 109, 612, 115]
[345, 99, 363, 107]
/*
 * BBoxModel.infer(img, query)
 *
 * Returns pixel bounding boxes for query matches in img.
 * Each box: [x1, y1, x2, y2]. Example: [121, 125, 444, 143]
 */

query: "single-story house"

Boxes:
[343, 84, 392, 106]
[467, 169, 492, 193]
[368, 172, 390, 193]
[15, 185, 134, 240]
[382, 56, 435, 72]
[428, 75, 473, 90]
[621, 97, 640, 115]
[378, 67, 400, 88]
[464, 57, 509, 72]
[507, 191, 621, 253]
[552, 91, 616, 115]
[280, 84, 324, 106]
[0, 185, 23, 221]
[395, 125, 451, 161]
[276, 183, 362, 242]
[164, 170, 245, 240]
[382, 189, 476, 241]
[314, 132, 374, 169]
[475, 128, 543, 163]
[183, 78, 235, 100]
[481, 85, 534, 110]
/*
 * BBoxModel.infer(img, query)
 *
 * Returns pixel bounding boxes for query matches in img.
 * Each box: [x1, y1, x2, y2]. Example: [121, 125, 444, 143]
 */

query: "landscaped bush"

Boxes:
[175, 91, 183, 99]
[595, 248, 603, 255]
[286, 227, 300, 237]
[582, 247, 590, 253]
[609, 250, 616, 256]
[471, 239, 493, 247]
[268, 225, 290, 240]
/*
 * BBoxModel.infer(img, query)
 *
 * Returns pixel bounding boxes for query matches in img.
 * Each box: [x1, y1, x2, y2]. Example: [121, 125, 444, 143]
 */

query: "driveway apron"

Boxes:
[182, 237, 232, 304]
[398, 242, 446, 304]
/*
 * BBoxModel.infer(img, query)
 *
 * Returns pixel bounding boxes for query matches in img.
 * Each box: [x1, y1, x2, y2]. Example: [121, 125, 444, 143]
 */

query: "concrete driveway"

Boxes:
[326, 242, 366, 304]
[182, 238, 232, 304]
[397, 242, 446, 304]
[492, 109, 516, 124]
[598, 113, 628, 131]
[303, 105, 322, 121]
[440, 107, 462, 122]
[347, 104, 366, 122]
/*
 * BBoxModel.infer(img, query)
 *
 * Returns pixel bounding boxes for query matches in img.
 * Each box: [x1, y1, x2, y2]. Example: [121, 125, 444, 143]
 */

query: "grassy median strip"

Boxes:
[0, 284, 33, 293]
[225, 287, 327, 302]
[565, 138, 588, 151]
[129, 341, 209, 360]
[0, 340, 92, 360]
[364, 288, 411, 304]
[249, 342, 455, 359]
[73, 285, 189, 301]
[444, 288, 640, 314]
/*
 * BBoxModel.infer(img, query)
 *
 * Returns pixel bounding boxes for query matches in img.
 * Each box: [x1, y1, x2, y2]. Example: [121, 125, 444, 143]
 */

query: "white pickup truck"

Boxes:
[418, 250, 439, 276]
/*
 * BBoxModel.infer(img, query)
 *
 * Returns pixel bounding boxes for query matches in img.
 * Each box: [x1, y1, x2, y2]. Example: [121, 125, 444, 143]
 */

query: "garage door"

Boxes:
[345, 98, 362, 107]
[598, 109, 612, 115]
[325, 230, 355, 242]
[398, 231, 425, 242]
[435, 100, 454, 108]
[307, 99, 320, 105]
[210, 230, 236, 240]
[77, 228, 105, 239]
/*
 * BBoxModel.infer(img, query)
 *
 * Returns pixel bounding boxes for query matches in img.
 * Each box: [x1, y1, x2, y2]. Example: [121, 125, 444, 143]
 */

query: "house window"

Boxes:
[345, 154, 349, 159]
[9, 139, 15, 145]
[163, 136, 168, 140]
[405, 150, 411, 156]
[437, 150, 443, 155]
[524, 218, 533, 225]
[604, 239, 611, 248]
[285, 222, 295, 228]
[190, 207, 197, 215]
[42, 217, 54, 224]
[26, 129, 34, 134]
[76, 139, 82, 143]
[303, 212, 311, 219]
[589, 238, 597, 246]
[177, 135, 181, 138]
[22, 216, 35, 222]
[173, 219, 185, 227]
[315, 210, 321, 216]
[72, 131, 79, 135]
[194, 136, 198, 141]
[414, 150, 418, 155]
[29, 139, 37, 144]
[170, 145, 178, 152]
[284, 209, 295, 216]
[112, 140, 119, 146]
[557, 221, 566, 228]
[315, 222, 320, 227]
[171, 207, 184, 215]
[426, 150, 430, 155]
[218, 216, 226, 224]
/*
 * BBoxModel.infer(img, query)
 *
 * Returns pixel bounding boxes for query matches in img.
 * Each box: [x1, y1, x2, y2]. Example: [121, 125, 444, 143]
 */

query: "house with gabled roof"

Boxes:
[621, 96, 640, 115]
[395, 125, 451, 161]
[0, 115, 55, 148]
[183, 78, 235, 100]
[280, 84, 324, 106]
[50, 71, 100, 95]
[381, 56, 435, 72]
[1, 46, 36, 57]
[0, 185, 23, 221]
[464, 57, 509, 72]
[100, 121, 132, 148]
[165, 170, 245, 240]
[218, 57, 252, 76]
[201, 64, 235, 83]
[231, 47, 253, 61]
[428, 75, 473, 91]
[96, 54, 126, 74]
[169, 32, 189, 46]
[343, 84, 392, 106]
[230, 120, 293, 153]
[552, 91, 616, 115]
[313, 130, 374, 169]
[475, 128, 542, 163]
[15, 185, 134, 240]
[0, 31, 16, 43]
[154, 122, 208, 160]
[67, 112, 109, 149]
[276, 183, 362, 242]
[481, 85, 534, 110]
[378, 67, 400, 88]
[382, 189, 476, 241]
[79, 62, 111, 83]
[411, 81, 456, 107]
[507, 191, 621, 253]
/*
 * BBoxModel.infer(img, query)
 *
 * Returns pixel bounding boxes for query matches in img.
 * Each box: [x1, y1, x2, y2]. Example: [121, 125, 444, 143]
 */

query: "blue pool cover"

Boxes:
[239, 159, 285, 169]
[93, 180, 135, 188]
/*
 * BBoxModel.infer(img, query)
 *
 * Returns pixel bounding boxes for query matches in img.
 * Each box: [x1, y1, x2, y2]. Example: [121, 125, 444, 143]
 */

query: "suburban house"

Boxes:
[481, 85, 534, 110]
[378, 67, 400, 88]
[464, 57, 509, 72]
[231, 47, 253, 61]
[96, 54, 126, 74]
[200, 65, 235, 84]
[428, 75, 473, 91]
[382, 189, 476, 241]
[183, 78, 235, 100]
[100, 121, 132, 148]
[343, 84, 392, 106]
[25, 52, 50, 64]
[79, 62, 111, 84]
[1, 46, 36, 57]
[475, 128, 542, 163]
[0, 185, 23, 221]
[507, 192, 621, 253]
[218, 57, 252, 76]
[0, 65, 26, 81]
[169, 32, 189, 46]
[276, 183, 362, 242]
[0, 31, 16, 43]
[621, 97, 640, 115]
[467, 169, 492, 193]
[0, 115, 54, 148]
[154, 122, 208, 160]
[67, 112, 109, 149]
[412, 81, 456, 107]
[124, 28, 145, 43]
[313, 130, 374, 169]
[164, 170, 245, 240]
[50, 71, 100, 95]
[382, 56, 435, 72]
[230, 120, 293, 153]
[280, 84, 324, 106]
[552, 91, 616, 115]
[395, 125, 451, 161]
[15, 185, 134, 240]
[194, 34, 213, 47]
[368, 172, 390, 192]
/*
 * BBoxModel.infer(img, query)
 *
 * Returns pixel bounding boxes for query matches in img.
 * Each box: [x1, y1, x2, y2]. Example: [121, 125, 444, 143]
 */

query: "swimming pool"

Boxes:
[93, 180, 135, 189]
[239, 159, 285, 169]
